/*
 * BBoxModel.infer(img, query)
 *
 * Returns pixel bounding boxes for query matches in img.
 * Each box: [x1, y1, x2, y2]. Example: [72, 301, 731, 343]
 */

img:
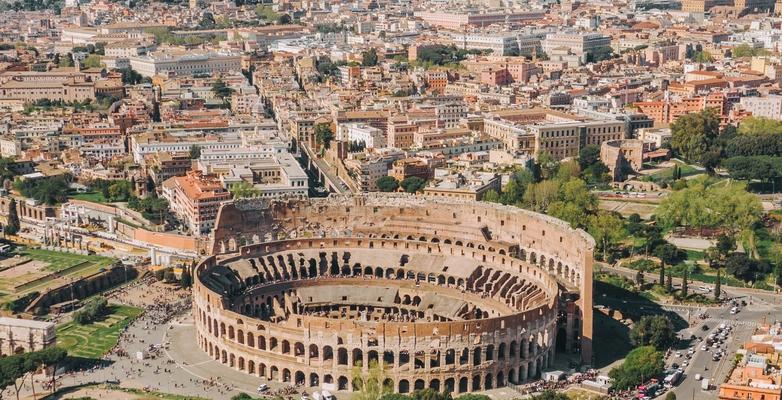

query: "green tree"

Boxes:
[189, 145, 202, 159]
[180, 268, 192, 288]
[548, 178, 597, 229]
[537, 151, 559, 180]
[522, 179, 560, 212]
[362, 48, 379, 67]
[665, 392, 677, 400]
[211, 78, 235, 104]
[693, 50, 714, 63]
[578, 144, 601, 169]
[376, 176, 399, 192]
[73, 296, 109, 324]
[588, 211, 625, 261]
[653, 243, 683, 268]
[400, 177, 426, 193]
[5, 198, 19, 235]
[14, 175, 71, 205]
[82, 54, 103, 68]
[315, 123, 334, 150]
[682, 268, 689, 297]
[107, 180, 132, 202]
[659, 263, 665, 287]
[666, 270, 673, 293]
[351, 360, 392, 400]
[58, 53, 73, 67]
[229, 181, 260, 198]
[630, 315, 676, 350]
[164, 269, 177, 283]
[715, 268, 721, 301]
[608, 346, 665, 390]
[277, 14, 292, 24]
[482, 190, 500, 203]
[670, 109, 720, 165]
[528, 391, 569, 400]
[737, 116, 782, 136]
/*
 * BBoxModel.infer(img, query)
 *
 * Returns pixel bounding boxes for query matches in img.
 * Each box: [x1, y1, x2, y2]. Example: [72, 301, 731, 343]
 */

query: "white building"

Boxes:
[740, 95, 782, 120]
[339, 123, 386, 149]
[543, 32, 612, 62]
[128, 50, 242, 77]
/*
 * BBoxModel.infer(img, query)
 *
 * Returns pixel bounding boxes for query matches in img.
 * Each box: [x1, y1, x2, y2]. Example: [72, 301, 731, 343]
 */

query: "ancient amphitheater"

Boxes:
[193, 194, 594, 394]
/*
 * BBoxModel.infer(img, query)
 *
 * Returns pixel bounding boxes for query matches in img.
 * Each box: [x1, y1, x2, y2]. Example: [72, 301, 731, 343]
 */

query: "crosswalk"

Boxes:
[705, 318, 763, 328]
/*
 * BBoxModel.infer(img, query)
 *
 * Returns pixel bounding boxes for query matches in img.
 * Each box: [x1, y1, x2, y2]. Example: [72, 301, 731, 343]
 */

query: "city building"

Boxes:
[128, 50, 242, 77]
[161, 171, 232, 235]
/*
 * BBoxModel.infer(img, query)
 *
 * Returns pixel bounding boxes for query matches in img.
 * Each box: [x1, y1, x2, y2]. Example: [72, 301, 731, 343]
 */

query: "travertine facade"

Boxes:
[194, 194, 594, 394]
[0, 317, 56, 355]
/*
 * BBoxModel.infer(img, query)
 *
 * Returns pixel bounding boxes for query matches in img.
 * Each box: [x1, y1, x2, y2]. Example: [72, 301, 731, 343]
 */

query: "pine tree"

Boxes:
[714, 269, 721, 301]
[181, 268, 192, 288]
[666, 270, 673, 293]
[5, 198, 19, 235]
[682, 269, 689, 298]
[659, 263, 665, 286]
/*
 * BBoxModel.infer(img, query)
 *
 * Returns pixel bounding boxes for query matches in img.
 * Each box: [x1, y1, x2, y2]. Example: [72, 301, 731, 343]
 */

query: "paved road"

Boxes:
[600, 264, 782, 304]
[667, 301, 778, 400]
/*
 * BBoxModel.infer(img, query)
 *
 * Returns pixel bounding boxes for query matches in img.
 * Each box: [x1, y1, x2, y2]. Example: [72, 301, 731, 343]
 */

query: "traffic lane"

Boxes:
[671, 314, 760, 400]
[601, 264, 781, 305]
[670, 324, 728, 399]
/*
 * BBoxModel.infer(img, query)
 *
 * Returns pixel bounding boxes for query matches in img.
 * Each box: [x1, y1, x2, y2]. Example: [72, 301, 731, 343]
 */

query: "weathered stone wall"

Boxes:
[196, 194, 595, 393]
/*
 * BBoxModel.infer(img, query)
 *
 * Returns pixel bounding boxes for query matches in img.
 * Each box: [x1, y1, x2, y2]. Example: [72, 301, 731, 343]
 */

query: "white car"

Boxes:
[701, 346, 708, 351]
[257, 384, 269, 392]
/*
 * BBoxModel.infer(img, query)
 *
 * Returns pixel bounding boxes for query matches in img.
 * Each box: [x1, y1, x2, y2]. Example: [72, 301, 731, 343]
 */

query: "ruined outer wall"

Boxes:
[193, 237, 560, 393]
[209, 194, 594, 362]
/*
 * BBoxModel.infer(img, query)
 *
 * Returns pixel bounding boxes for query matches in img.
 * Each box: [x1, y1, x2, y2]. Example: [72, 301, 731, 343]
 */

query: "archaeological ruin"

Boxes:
[193, 194, 594, 393]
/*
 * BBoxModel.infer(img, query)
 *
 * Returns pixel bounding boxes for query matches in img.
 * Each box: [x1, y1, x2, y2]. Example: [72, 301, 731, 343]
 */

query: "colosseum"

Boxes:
[193, 194, 594, 394]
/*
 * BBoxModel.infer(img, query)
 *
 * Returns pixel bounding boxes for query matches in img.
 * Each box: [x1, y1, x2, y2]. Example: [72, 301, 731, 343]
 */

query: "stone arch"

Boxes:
[258, 335, 266, 350]
[352, 348, 363, 367]
[414, 379, 426, 391]
[458, 377, 468, 393]
[294, 342, 305, 357]
[399, 379, 410, 393]
[309, 344, 319, 359]
[310, 373, 319, 387]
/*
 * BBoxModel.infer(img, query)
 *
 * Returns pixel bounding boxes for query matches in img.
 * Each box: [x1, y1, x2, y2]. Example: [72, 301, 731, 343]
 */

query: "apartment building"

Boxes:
[423, 170, 501, 201]
[634, 92, 731, 125]
[215, 153, 308, 199]
[128, 50, 242, 77]
[161, 171, 231, 235]
[144, 152, 193, 184]
[451, 33, 520, 56]
[0, 79, 95, 103]
[338, 123, 386, 149]
[542, 32, 612, 62]
[740, 95, 782, 120]
[414, 10, 544, 29]
[483, 109, 626, 160]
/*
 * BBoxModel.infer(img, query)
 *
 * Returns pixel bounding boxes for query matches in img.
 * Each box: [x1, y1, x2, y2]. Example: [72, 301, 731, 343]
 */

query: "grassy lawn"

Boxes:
[648, 161, 702, 182]
[69, 191, 110, 204]
[14, 247, 115, 273]
[57, 304, 142, 359]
